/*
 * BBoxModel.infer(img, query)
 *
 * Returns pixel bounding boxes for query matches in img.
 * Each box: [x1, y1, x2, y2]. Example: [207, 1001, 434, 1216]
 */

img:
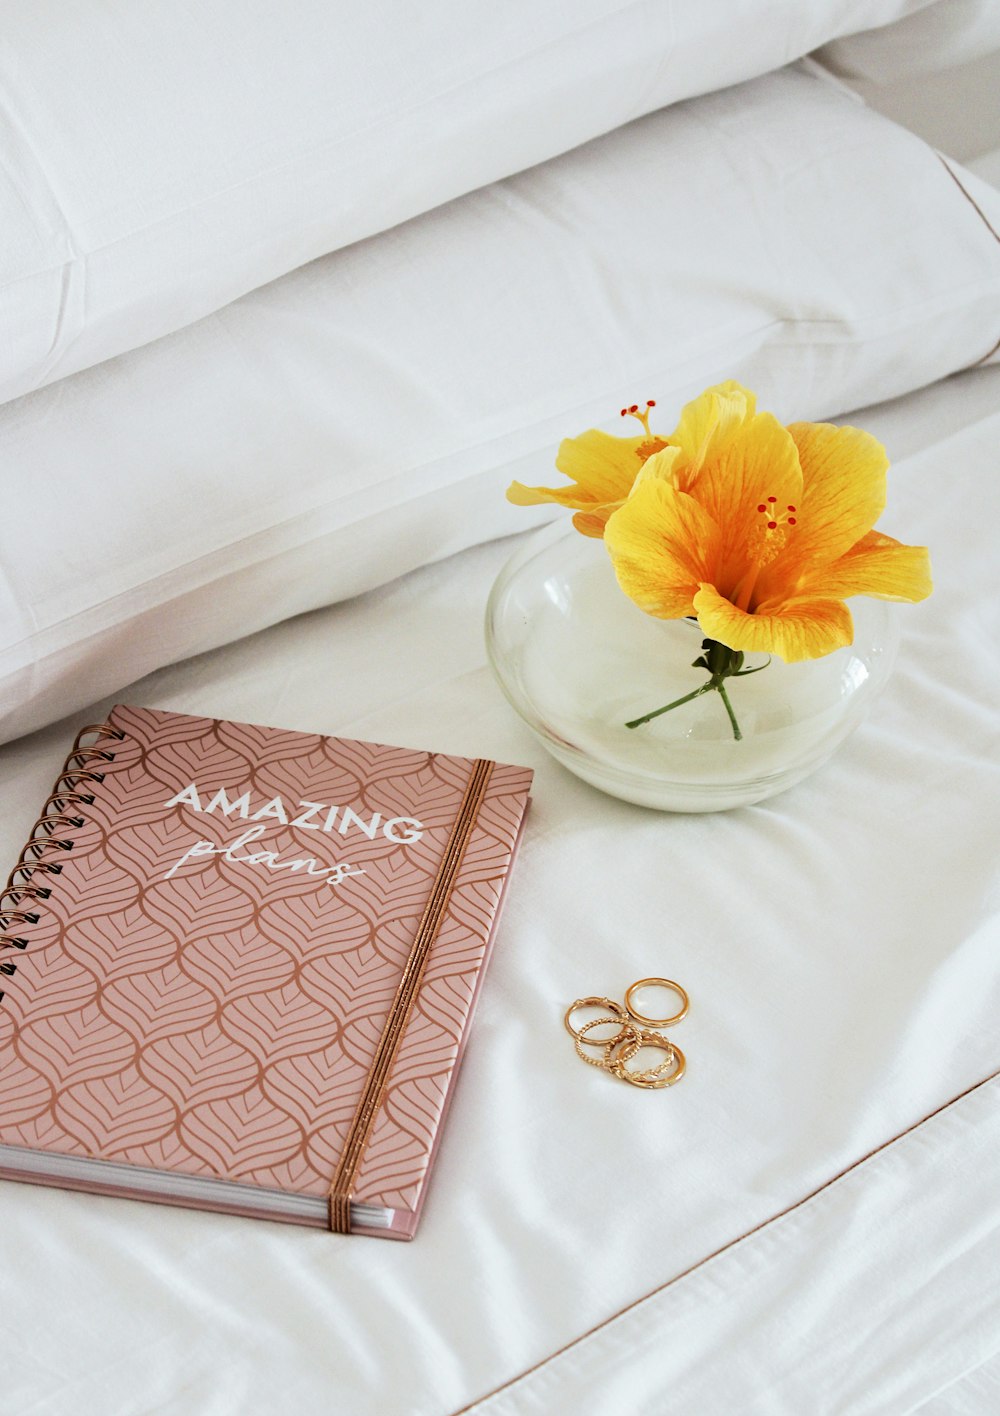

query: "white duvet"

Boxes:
[2, 361, 999, 1414]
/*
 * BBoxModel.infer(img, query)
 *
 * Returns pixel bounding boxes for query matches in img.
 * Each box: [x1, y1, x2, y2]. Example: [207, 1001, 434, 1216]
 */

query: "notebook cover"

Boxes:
[0, 705, 532, 1238]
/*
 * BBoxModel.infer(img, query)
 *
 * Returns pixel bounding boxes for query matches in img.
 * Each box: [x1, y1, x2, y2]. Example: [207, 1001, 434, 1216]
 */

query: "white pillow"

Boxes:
[818, 0, 1000, 80]
[1, 62, 998, 745]
[0, 0, 938, 405]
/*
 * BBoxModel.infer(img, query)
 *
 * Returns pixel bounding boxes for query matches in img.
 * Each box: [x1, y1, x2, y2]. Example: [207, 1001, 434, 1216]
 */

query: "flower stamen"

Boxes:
[620, 400, 657, 439]
[735, 496, 801, 611]
[755, 495, 798, 533]
[620, 400, 668, 461]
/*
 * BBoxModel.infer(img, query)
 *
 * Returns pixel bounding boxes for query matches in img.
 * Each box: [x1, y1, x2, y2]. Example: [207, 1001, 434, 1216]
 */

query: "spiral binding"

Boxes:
[0, 722, 125, 1004]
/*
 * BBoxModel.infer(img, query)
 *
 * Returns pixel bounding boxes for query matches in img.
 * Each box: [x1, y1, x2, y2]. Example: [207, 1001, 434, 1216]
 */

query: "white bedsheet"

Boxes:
[2, 361, 999, 1414]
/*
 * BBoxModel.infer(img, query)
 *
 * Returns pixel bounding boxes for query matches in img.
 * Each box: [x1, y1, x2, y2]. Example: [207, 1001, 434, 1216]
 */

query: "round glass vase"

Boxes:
[485, 520, 900, 812]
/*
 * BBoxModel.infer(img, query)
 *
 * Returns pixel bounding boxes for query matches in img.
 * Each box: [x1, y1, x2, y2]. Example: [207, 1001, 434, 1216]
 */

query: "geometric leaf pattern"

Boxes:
[0, 704, 531, 1225]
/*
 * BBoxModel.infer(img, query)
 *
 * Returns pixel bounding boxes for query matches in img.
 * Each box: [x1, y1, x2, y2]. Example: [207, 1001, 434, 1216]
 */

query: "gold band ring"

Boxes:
[624, 977, 689, 1028]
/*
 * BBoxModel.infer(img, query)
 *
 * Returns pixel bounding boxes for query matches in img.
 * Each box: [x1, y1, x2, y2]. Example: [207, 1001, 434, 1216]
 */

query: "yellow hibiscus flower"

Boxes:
[506, 399, 670, 537]
[603, 383, 932, 663]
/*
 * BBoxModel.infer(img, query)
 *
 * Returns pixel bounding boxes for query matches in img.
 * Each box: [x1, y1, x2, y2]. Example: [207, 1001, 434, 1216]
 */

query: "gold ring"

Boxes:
[624, 977, 689, 1028]
[564, 996, 630, 1046]
[610, 1029, 675, 1077]
[612, 1033, 686, 1089]
[574, 1016, 641, 1069]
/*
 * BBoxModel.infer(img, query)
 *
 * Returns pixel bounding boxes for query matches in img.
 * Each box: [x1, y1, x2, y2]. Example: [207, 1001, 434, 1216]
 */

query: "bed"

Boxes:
[2, 5, 999, 1412]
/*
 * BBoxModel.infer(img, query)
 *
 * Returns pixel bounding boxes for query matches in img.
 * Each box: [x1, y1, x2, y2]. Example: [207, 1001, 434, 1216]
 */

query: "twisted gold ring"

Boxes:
[564, 996, 631, 1047]
[574, 1016, 642, 1069]
[612, 1033, 686, 1089]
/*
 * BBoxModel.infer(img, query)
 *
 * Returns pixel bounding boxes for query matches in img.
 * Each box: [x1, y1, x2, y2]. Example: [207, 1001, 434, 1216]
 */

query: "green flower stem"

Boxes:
[624, 682, 714, 730]
[625, 637, 769, 741]
[715, 679, 743, 742]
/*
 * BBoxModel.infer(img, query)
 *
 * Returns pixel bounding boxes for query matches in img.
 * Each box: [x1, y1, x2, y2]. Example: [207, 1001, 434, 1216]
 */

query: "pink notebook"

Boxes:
[0, 706, 532, 1239]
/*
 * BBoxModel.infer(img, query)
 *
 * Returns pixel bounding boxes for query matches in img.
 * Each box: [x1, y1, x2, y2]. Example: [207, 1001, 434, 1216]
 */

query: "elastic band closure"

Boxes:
[328, 758, 494, 1233]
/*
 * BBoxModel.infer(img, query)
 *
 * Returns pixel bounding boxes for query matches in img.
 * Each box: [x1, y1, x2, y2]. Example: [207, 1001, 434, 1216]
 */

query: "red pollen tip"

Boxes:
[647, 399, 656, 407]
[767, 521, 778, 530]
[788, 517, 797, 525]
[757, 504, 766, 513]
[629, 405, 638, 413]
[787, 504, 796, 512]
[620, 408, 627, 417]
[767, 496, 777, 504]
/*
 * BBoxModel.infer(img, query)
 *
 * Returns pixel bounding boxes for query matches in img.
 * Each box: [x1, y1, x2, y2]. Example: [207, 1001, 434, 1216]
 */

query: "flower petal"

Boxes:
[506, 429, 648, 522]
[693, 583, 853, 662]
[505, 479, 574, 508]
[630, 444, 683, 493]
[785, 422, 888, 568]
[555, 429, 650, 501]
[506, 481, 613, 536]
[605, 481, 722, 619]
[779, 530, 932, 604]
[688, 411, 803, 597]
[571, 506, 618, 538]
[668, 381, 757, 487]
